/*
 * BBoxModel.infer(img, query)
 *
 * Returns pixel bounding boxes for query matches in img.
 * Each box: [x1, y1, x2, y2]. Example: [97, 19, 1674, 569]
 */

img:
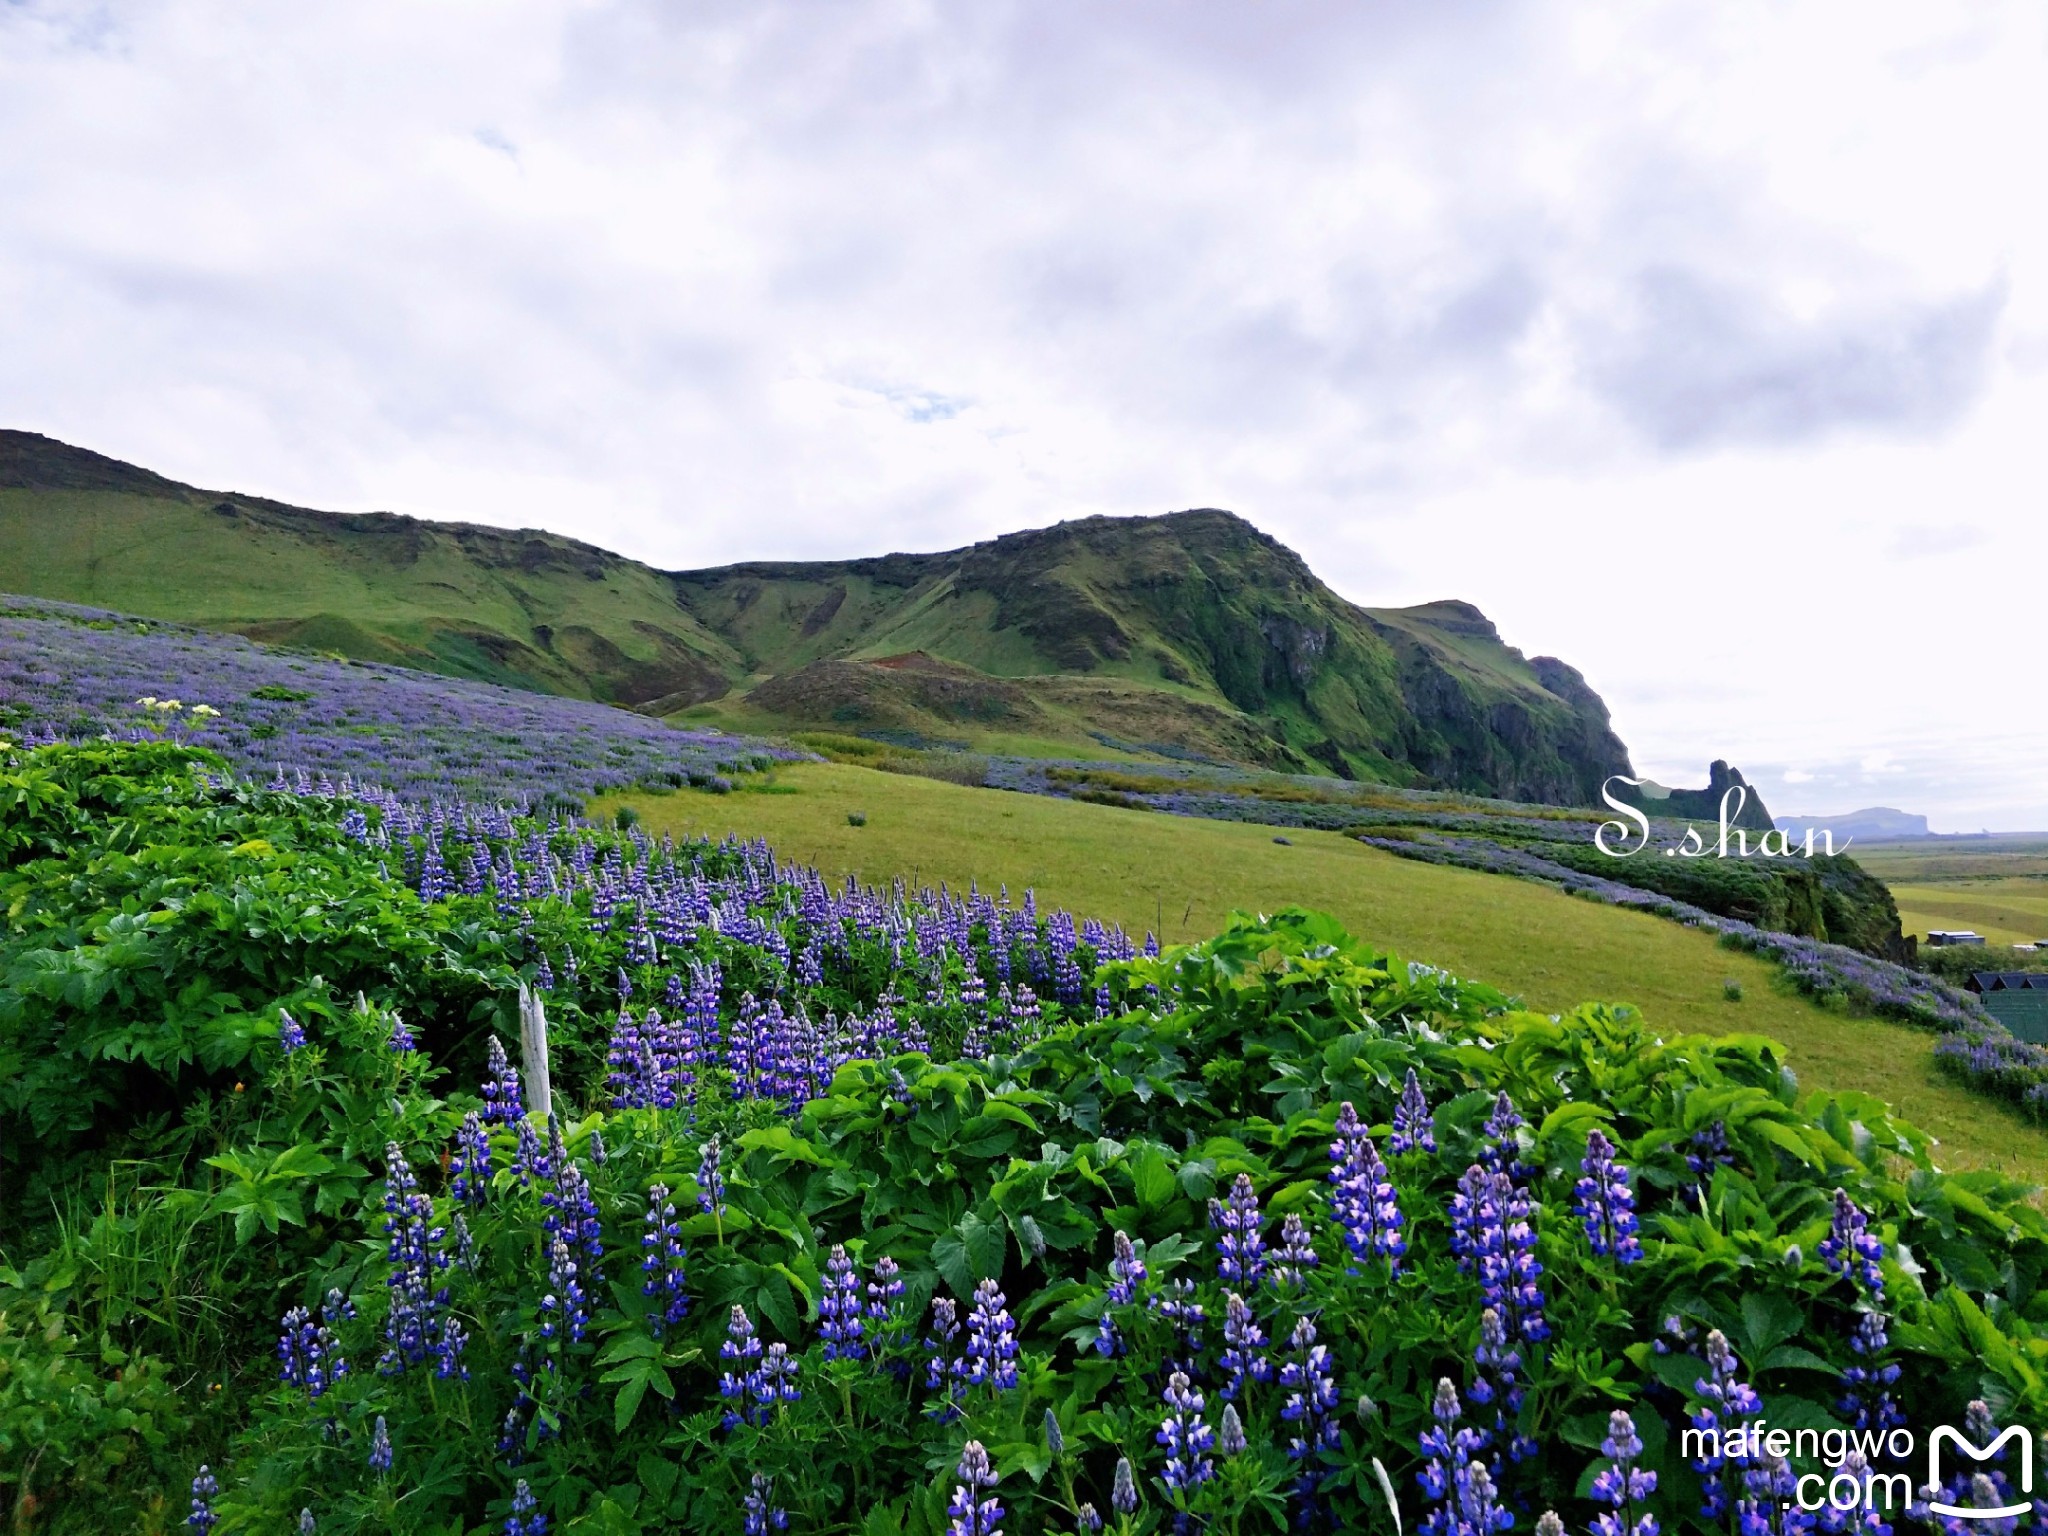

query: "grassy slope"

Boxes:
[0, 486, 739, 695]
[597, 762, 2048, 1183]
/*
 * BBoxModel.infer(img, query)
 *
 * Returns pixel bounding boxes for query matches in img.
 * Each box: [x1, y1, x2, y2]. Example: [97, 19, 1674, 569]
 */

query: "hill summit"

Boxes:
[0, 429, 1633, 803]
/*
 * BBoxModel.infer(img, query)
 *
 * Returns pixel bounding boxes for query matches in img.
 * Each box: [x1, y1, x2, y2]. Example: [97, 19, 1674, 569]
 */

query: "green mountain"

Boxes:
[1, 429, 1634, 803]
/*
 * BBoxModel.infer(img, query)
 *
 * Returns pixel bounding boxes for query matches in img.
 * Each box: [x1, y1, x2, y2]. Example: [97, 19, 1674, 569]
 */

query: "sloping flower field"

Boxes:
[0, 594, 797, 803]
[7, 739, 2048, 1536]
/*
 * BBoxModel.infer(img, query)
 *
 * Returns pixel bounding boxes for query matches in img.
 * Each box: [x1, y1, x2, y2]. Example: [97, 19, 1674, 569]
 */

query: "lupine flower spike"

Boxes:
[964, 1278, 1019, 1390]
[506, 1478, 548, 1536]
[187, 1466, 219, 1534]
[743, 1474, 788, 1535]
[1592, 1409, 1659, 1536]
[1112, 1457, 1140, 1516]
[1576, 1129, 1642, 1264]
[820, 1244, 867, 1361]
[1210, 1172, 1267, 1287]
[1391, 1068, 1436, 1154]
[948, 1440, 1005, 1536]
[1329, 1101, 1405, 1270]
[1159, 1369, 1216, 1493]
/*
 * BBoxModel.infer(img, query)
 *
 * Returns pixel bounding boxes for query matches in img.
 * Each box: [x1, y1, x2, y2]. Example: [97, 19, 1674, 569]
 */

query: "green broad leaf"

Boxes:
[1128, 1144, 1176, 1210]
[956, 1210, 1006, 1284]
[932, 1234, 972, 1296]
[978, 1099, 1040, 1132]
[756, 1271, 801, 1340]
[1738, 1292, 1805, 1356]
[1758, 1345, 1839, 1376]
[597, 1333, 660, 1365]
[611, 1372, 648, 1433]
[637, 1453, 678, 1505]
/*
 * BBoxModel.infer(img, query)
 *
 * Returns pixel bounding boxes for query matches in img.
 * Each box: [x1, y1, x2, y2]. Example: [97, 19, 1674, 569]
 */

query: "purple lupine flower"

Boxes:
[1687, 1120, 1733, 1185]
[1158, 1370, 1216, 1494]
[1219, 1290, 1271, 1403]
[865, 1254, 908, 1371]
[947, 1440, 1004, 1536]
[278, 1010, 307, 1054]
[298, 1510, 315, 1536]
[539, 1233, 588, 1345]
[1840, 1311, 1904, 1436]
[1112, 1457, 1140, 1516]
[758, 1342, 800, 1410]
[719, 1305, 766, 1431]
[1219, 1403, 1247, 1458]
[434, 1308, 470, 1381]
[1329, 1101, 1405, 1270]
[379, 1143, 448, 1374]
[368, 1415, 393, 1474]
[277, 1296, 348, 1399]
[1270, 1211, 1319, 1290]
[506, 1478, 548, 1536]
[1278, 1315, 1340, 1514]
[548, 1161, 604, 1265]
[1419, 1379, 1489, 1536]
[924, 1296, 964, 1423]
[1452, 1165, 1547, 1346]
[1210, 1173, 1267, 1287]
[187, 1466, 220, 1534]
[1480, 1091, 1526, 1176]
[511, 1118, 548, 1188]
[963, 1279, 1019, 1391]
[1390, 1068, 1436, 1155]
[1592, 1409, 1659, 1536]
[388, 1012, 417, 1053]
[1469, 1305, 1524, 1456]
[482, 1035, 523, 1125]
[1576, 1129, 1642, 1264]
[1690, 1329, 1764, 1524]
[1449, 1458, 1513, 1536]
[742, 1474, 788, 1536]
[697, 1135, 726, 1217]
[640, 1184, 688, 1338]
[1819, 1189, 1885, 1299]
[1095, 1230, 1146, 1357]
[1151, 1278, 1207, 1377]
[820, 1244, 867, 1361]
[451, 1111, 492, 1207]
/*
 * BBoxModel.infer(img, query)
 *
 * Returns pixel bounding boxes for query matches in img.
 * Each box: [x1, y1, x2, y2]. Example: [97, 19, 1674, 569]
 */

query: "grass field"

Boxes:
[1850, 836, 2048, 946]
[1890, 879, 2048, 946]
[600, 761, 2048, 1183]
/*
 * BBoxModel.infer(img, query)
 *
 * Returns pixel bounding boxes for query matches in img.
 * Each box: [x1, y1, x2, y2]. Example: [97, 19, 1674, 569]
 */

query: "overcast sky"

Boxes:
[4, 0, 2043, 829]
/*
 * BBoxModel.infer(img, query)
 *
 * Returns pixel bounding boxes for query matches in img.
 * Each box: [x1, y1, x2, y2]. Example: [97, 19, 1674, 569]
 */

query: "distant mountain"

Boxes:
[1776, 807, 1931, 842]
[0, 428, 1635, 803]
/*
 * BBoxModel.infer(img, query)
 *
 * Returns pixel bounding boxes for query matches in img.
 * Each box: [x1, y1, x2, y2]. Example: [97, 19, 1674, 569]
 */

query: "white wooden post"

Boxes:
[518, 982, 552, 1121]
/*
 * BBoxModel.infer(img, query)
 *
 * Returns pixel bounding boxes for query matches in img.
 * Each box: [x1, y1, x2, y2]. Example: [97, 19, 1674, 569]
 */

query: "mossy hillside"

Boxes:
[2, 431, 1632, 804]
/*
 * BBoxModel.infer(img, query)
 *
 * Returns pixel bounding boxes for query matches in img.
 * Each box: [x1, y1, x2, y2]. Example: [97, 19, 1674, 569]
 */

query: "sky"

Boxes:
[3, 0, 2043, 830]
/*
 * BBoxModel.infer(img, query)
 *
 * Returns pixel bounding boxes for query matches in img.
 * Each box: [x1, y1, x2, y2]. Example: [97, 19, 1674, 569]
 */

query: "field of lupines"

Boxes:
[13, 589, 2032, 1121]
[0, 595, 799, 804]
[9, 739, 2048, 1536]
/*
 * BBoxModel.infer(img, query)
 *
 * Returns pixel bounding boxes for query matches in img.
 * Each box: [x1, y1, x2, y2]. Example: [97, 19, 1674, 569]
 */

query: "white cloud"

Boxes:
[1, 0, 2044, 823]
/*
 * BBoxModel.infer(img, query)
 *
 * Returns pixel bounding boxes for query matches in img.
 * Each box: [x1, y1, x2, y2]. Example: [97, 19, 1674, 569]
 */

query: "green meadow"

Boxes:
[601, 760, 2048, 1182]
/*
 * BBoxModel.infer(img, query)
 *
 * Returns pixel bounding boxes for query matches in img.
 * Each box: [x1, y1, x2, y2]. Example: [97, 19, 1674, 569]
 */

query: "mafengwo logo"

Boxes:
[1928, 1425, 2033, 1520]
